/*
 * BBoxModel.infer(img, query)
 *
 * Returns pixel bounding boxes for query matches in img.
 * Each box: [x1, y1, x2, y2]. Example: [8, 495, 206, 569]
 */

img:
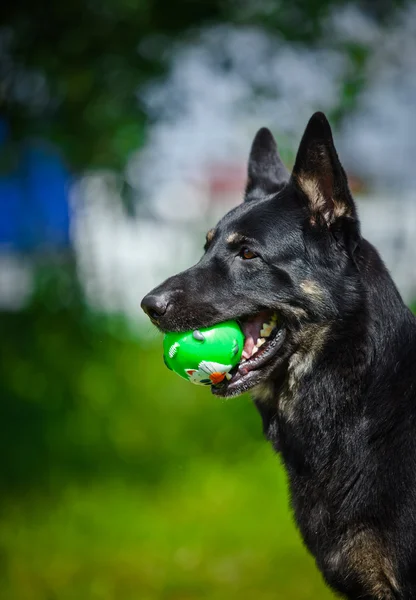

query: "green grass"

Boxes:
[0, 303, 336, 600]
[0, 450, 334, 600]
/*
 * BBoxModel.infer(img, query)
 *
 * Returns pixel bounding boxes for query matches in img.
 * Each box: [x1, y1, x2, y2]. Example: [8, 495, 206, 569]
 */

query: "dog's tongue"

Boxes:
[241, 313, 268, 359]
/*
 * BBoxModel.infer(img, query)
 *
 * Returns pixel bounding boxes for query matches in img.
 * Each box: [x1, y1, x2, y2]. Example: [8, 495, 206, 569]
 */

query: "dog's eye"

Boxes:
[240, 247, 257, 260]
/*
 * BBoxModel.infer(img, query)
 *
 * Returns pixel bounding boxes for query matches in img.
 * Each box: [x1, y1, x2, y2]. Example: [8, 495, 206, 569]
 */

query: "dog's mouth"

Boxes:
[212, 310, 286, 398]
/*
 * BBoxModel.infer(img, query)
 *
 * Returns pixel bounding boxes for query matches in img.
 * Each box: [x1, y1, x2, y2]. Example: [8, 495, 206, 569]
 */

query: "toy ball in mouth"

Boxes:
[163, 320, 244, 386]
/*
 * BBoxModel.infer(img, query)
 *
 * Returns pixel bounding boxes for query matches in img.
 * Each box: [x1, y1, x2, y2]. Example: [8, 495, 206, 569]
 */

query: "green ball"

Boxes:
[163, 320, 244, 386]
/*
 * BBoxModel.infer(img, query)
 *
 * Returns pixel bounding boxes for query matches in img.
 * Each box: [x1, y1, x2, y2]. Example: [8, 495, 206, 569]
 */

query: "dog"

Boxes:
[141, 112, 416, 599]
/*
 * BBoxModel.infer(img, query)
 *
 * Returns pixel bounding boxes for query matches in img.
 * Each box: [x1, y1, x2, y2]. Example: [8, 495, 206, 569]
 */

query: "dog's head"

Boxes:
[141, 112, 362, 397]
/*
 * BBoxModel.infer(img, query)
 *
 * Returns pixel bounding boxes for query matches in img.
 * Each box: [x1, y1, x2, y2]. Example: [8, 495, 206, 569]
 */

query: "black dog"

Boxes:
[142, 112, 416, 599]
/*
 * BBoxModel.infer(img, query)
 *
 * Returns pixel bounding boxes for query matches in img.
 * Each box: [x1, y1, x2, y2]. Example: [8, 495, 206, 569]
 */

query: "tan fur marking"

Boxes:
[252, 382, 275, 404]
[295, 171, 351, 222]
[328, 530, 399, 599]
[293, 324, 327, 371]
[226, 232, 244, 244]
[277, 386, 293, 420]
[206, 228, 216, 244]
[278, 324, 330, 421]
[297, 173, 327, 214]
[291, 306, 308, 319]
[333, 199, 350, 218]
[278, 305, 308, 321]
[288, 352, 314, 391]
[300, 280, 324, 299]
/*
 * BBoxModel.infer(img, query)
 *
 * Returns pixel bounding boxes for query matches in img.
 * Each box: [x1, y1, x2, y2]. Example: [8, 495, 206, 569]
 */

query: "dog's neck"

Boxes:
[252, 249, 416, 455]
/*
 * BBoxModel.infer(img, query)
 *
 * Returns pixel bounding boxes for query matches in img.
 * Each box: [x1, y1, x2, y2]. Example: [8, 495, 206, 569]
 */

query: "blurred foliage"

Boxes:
[0, 266, 334, 598]
[0, 462, 332, 600]
[0, 0, 407, 171]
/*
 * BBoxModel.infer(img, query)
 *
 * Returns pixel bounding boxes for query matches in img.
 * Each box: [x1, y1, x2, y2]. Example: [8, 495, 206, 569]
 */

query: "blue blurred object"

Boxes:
[0, 120, 71, 251]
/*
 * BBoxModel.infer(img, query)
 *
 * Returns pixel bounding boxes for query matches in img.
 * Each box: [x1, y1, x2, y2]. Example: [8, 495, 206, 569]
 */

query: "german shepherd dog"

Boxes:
[141, 112, 416, 599]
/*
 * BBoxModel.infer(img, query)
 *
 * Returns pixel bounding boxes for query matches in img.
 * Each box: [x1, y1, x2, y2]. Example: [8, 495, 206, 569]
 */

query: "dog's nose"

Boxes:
[141, 293, 169, 322]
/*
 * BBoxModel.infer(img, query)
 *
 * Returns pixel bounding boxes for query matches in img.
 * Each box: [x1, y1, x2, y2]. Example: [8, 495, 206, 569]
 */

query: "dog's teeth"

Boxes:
[256, 337, 266, 347]
[261, 323, 273, 337]
[251, 346, 258, 356]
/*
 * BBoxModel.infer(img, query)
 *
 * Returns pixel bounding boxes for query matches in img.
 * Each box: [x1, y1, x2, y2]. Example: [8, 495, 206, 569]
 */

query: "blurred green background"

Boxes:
[1, 1, 416, 599]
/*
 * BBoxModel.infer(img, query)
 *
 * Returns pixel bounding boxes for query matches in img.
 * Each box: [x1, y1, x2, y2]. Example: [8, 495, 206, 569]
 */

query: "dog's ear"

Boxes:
[245, 127, 289, 202]
[291, 112, 358, 226]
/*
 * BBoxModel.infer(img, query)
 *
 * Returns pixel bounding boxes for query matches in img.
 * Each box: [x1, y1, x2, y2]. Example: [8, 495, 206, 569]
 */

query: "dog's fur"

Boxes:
[141, 112, 416, 599]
